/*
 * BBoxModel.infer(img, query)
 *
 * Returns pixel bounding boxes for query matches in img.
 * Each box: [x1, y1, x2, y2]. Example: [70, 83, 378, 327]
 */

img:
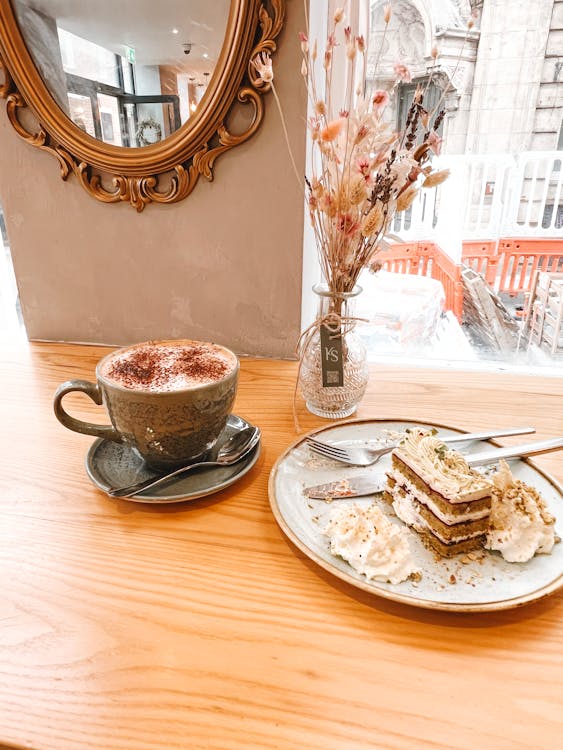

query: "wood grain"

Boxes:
[1, 342, 563, 750]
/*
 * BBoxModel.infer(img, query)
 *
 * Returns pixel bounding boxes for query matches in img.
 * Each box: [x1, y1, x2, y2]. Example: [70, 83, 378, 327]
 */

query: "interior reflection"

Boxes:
[13, 0, 229, 147]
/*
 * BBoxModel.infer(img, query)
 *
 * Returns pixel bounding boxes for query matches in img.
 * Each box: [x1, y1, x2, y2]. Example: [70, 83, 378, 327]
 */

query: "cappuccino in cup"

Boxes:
[54, 339, 239, 469]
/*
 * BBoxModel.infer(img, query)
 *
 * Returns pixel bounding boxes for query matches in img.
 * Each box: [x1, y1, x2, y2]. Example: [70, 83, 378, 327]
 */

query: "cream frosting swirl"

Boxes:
[396, 429, 492, 501]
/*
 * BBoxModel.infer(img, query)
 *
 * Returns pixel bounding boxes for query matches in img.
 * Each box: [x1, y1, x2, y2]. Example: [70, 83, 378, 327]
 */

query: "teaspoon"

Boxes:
[107, 425, 261, 498]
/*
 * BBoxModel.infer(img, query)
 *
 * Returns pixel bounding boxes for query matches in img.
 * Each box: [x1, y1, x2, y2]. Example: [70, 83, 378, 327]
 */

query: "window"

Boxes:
[0, 205, 25, 340]
[303, 0, 563, 375]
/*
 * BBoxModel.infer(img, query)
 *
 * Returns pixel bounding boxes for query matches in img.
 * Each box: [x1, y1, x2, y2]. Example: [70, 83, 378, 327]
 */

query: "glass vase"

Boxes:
[299, 283, 369, 419]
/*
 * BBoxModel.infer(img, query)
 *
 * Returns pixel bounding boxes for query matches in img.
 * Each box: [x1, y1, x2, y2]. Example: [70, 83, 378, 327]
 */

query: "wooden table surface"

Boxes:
[1, 342, 563, 750]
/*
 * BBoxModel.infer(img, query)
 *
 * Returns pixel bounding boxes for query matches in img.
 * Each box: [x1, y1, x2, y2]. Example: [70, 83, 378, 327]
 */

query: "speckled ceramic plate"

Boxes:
[86, 414, 260, 503]
[268, 418, 563, 612]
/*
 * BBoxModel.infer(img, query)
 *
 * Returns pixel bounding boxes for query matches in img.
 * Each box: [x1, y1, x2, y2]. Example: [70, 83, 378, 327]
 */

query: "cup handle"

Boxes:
[53, 379, 122, 442]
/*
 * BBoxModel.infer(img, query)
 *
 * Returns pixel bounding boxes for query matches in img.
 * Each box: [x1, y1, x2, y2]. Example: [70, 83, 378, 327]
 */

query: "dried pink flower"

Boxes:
[252, 52, 274, 84]
[354, 125, 369, 145]
[299, 32, 308, 53]
[357, 158, 370, 179]
[338, 213, 360, 237]
[372, 90, 389, 110]
[356, 36, 365, 53]
[393, 62, 411, 82]
[384, 4, 392, 24]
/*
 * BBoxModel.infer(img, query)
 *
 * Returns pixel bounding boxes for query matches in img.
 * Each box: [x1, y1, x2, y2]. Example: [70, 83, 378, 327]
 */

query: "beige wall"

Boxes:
[0, 1, 306, 359]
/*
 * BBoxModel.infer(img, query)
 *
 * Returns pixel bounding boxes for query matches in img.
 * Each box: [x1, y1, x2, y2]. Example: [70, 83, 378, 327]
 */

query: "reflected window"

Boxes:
[13, 0, 229, 147]
[59, 28, 120, 88]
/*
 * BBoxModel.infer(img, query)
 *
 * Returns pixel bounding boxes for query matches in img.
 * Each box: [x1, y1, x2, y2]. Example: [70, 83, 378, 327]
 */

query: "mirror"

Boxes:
[0, 0, 284, 209]
[13, 0, 231, 147]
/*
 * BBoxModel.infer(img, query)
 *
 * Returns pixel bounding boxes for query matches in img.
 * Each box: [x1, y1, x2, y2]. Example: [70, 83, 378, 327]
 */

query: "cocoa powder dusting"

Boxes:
[105, 343, 232, 390]
[106, 349, 158, 388]
[175, 346, 230, 382]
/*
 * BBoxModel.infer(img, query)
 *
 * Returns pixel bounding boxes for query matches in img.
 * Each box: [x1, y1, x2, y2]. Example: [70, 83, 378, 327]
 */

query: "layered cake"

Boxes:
[385, 429, 494, 557]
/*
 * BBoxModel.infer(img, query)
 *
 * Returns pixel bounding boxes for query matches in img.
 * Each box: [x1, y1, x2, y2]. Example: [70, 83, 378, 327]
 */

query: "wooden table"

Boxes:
[2, 342, 563, 750]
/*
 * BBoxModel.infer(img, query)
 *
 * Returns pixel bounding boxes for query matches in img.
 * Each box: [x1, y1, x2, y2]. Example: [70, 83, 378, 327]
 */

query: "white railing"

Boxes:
[392, 151, 563, 247]
[506, 152, 563, 236]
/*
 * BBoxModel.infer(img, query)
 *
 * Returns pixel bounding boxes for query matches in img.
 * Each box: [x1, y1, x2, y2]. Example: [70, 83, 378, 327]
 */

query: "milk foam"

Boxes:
[100, 340, 236, 391]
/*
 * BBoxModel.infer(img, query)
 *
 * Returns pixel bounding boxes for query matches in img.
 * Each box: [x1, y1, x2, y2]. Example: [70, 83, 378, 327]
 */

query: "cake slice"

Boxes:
[384, 429, 494, 557]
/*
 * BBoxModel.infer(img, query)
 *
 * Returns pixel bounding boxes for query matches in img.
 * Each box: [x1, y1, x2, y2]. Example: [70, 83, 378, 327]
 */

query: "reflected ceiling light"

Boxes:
[190, 102, 197, 112]
[203, 53, 209, 59]
[172, 28, 179, 34]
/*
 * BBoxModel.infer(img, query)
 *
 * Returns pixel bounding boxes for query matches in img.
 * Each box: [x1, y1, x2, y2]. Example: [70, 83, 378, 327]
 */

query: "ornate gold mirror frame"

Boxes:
[0, 0, 284, 211]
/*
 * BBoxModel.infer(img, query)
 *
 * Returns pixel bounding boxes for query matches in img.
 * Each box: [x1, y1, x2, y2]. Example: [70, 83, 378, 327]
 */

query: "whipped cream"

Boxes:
[391, 491, 425, 530]
[323, 503, 420, 584]
[485, 461, 556, 563]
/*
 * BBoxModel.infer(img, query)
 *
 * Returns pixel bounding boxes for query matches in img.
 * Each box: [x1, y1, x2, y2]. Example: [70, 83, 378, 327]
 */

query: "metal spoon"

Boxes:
[107, 425, 261, 498]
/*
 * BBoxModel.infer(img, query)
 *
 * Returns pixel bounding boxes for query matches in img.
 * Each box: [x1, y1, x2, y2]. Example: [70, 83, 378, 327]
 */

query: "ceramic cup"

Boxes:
[53, 339, 239, 470]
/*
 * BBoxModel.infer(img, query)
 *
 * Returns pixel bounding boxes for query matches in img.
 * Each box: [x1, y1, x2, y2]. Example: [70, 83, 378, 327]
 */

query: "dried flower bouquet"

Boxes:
[252, 3, 475, 420]
[299, 7, 451, 298]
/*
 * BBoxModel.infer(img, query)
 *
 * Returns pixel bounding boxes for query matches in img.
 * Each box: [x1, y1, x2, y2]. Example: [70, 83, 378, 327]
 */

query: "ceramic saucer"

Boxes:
[85, 414, 260, 503]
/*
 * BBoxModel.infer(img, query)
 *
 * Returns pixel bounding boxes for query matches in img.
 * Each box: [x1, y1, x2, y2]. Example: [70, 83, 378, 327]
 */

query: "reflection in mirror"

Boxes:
[13, 0, 230, 147]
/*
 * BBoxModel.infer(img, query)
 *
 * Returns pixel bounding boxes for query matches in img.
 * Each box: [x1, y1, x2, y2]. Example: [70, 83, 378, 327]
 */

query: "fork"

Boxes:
[305, 426, 535, 466]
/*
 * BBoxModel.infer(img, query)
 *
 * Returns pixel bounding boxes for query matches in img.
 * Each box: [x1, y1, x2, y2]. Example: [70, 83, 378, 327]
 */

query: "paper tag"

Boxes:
[320, 323, 344, 387]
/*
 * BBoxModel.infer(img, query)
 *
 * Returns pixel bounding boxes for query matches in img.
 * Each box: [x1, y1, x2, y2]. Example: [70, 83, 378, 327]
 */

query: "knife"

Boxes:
[303, 436, 563, 499]
[304, 474, 387, 499]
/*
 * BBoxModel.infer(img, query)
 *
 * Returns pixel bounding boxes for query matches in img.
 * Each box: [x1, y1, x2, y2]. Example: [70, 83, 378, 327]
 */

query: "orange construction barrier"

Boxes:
[377, 237, 563, 321]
